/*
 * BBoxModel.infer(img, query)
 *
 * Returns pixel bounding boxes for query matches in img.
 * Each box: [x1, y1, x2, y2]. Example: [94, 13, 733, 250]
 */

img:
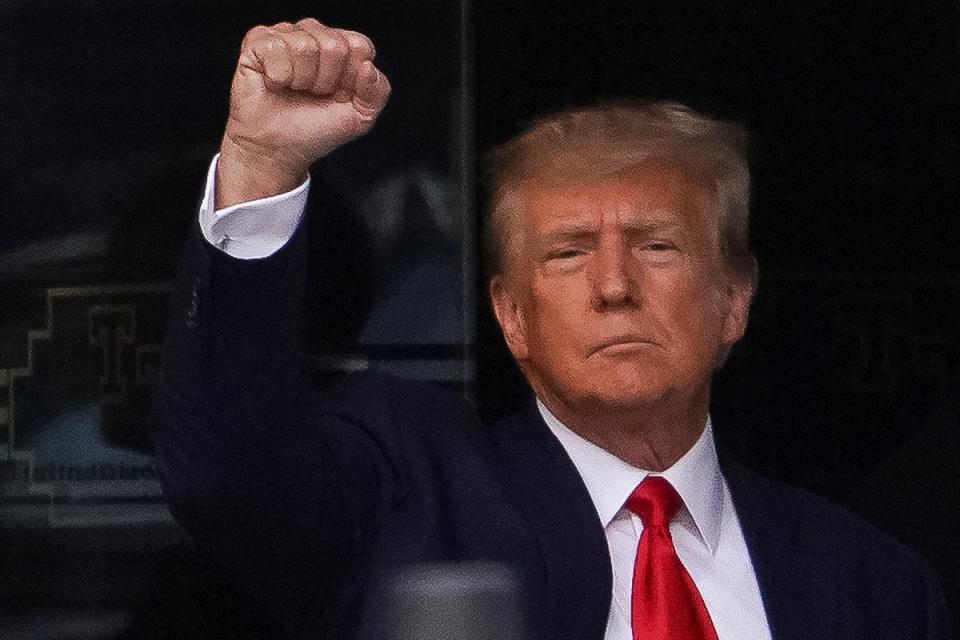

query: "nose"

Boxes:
[593, 237, 638, 310]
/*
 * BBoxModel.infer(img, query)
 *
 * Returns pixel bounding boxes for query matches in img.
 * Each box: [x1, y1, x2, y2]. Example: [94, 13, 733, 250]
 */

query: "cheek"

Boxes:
[523, 286, 588, 355]
[650, 274, 725, 340]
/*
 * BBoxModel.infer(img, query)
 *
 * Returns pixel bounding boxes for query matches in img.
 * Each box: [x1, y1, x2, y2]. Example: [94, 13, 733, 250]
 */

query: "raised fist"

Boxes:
[217, 18, 391, 208]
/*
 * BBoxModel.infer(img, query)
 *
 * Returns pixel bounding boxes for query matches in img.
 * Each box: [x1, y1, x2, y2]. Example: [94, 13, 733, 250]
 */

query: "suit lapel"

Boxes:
[490, 401, 612, 640]
[719, 450, 836, 640]
[493, 411, 840, 640]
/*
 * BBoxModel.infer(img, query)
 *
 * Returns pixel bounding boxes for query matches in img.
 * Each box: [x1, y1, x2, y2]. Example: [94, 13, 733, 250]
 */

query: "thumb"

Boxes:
[352, 61, 391, 123]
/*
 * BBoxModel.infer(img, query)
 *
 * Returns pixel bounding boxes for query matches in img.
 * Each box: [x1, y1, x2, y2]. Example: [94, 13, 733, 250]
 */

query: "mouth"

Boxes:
[589, 336, 658, 356]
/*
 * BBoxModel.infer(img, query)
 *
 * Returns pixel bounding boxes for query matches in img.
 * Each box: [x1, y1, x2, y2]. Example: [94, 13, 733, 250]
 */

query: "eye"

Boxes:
[643, 241, 677, 252]
[545, 247, 588, 262]
[541, 247, 589, 273]
[550, 249, 585, 259]
[633, 240, 682, 265]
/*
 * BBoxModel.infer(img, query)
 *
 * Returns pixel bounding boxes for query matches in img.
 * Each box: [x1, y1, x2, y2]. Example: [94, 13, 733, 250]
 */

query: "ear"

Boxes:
[719, 271, 754, 346]
[489, 274, 529, 361]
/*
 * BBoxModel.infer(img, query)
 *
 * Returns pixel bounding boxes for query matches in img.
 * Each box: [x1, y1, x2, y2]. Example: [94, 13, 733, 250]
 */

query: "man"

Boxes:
[152, 18, 952, 640]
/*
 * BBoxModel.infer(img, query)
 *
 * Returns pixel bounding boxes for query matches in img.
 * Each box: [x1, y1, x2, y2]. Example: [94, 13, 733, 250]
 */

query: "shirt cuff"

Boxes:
[198, 153, 310, 259]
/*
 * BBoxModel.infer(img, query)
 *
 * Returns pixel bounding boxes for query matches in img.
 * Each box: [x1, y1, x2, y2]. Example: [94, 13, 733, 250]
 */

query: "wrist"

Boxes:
[215, 135, 309, 210]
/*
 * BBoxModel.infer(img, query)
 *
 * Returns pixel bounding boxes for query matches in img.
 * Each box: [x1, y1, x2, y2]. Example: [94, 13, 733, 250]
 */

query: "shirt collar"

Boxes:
[537, 399, 724, 555]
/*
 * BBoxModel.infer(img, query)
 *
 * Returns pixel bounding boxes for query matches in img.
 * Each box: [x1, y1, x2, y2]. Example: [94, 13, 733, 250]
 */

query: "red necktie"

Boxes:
[625, 476, 719, 640]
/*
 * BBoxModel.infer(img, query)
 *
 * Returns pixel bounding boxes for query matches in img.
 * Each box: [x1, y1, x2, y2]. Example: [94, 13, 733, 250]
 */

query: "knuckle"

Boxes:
[261, 37, 286, 55]
[361, 35, 376, 56]
[296, 17, 323, 30]
[243, 24, 270, 45]
[292, 36, 317, 56]
[343, 30, 374, 56]
[320, 33, 349, 57]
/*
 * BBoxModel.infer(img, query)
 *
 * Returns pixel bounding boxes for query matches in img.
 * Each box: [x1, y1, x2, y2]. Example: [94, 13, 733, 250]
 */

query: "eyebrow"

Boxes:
[540, 219, 683, 244]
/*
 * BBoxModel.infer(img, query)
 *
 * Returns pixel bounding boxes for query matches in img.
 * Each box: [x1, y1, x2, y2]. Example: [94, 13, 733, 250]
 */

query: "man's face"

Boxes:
[490, 160, 752, 416]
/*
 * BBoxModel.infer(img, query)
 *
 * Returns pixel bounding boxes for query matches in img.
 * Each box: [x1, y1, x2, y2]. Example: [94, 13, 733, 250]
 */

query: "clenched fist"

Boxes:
[216, 18, 391, 208]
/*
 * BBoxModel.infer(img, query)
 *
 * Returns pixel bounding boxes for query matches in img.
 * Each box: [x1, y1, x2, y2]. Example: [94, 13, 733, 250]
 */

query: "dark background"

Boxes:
[1, 0, 958, 636]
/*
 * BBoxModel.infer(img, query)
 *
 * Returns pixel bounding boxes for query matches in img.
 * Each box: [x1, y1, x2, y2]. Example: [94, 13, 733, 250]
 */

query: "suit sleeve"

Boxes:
[151, 199, 397, 638]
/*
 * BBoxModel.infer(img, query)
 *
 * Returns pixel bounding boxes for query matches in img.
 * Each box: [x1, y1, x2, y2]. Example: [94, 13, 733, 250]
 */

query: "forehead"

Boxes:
[513, 161, 714, 234]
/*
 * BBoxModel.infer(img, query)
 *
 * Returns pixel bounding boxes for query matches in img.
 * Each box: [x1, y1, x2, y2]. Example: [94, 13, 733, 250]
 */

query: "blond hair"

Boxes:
[485, 99, 757, 285]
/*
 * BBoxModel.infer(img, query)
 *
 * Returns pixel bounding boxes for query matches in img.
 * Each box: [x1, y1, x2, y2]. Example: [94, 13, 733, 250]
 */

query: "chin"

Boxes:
[577, 376, 674, 412]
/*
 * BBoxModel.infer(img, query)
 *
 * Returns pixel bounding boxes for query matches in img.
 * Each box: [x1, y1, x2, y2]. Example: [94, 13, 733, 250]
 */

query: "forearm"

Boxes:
[216, 135, 310, 209]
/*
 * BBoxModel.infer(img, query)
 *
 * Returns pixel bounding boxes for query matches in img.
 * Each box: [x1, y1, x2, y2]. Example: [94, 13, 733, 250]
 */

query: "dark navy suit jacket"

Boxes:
[153, 221, 952, 640]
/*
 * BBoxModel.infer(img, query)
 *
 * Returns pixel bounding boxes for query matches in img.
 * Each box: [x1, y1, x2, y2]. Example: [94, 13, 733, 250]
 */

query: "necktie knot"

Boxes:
[625, 476, 683, 529]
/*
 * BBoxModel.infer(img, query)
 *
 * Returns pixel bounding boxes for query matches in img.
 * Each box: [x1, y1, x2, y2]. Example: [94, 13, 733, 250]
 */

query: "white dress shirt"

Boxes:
[199, 155, 772, 639]
[538, 401, 771, 640]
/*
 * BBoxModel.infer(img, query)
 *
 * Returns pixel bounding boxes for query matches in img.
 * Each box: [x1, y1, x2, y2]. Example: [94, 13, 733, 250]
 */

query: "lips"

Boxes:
[589, 335, 658, 356]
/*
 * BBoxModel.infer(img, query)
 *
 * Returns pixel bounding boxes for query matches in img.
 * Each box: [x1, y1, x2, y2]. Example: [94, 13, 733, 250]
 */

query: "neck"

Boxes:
[537, 389, 710, 472]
